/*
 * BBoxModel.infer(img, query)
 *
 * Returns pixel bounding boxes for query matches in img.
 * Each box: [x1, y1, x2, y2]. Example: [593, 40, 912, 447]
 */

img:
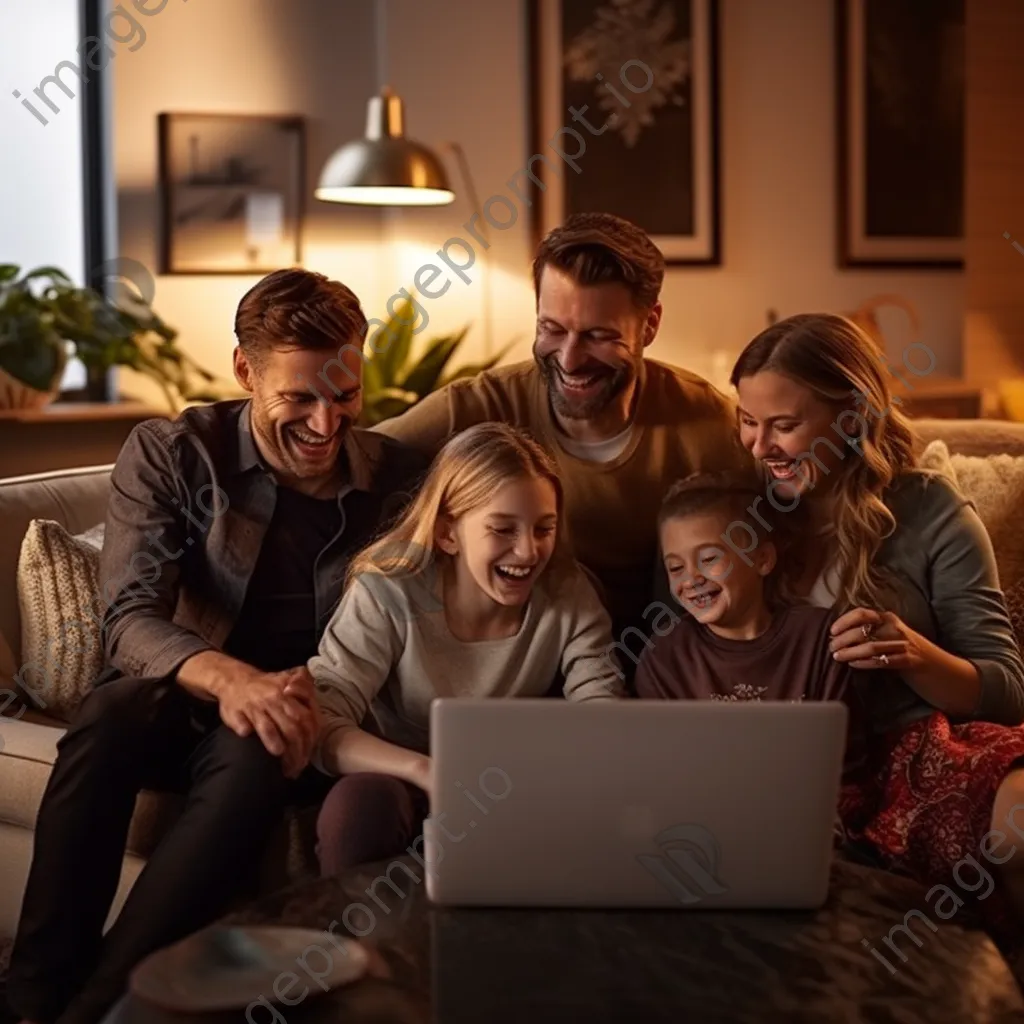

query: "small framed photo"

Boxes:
[836, 0, 965, 269]
[158, 113, 305, 275]
[527, 0, 721, 265]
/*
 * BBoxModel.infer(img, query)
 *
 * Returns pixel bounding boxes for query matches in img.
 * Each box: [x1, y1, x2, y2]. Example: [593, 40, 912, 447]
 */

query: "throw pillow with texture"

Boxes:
[17, 519, 106, 721]
[1004, 576, 1024, 656]
[917, 439, 1024, 591]
[917, 439, 959, 488]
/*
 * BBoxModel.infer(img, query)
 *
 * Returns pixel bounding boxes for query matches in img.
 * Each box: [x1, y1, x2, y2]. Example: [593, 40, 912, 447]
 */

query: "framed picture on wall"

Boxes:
[836, 0, 964, 269]
[527, 0, 720, 265]
[158, 113, 305, 275]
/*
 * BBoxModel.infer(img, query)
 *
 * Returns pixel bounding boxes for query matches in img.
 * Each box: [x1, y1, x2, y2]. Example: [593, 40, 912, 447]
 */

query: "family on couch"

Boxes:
[8, 212, 1024, 1024]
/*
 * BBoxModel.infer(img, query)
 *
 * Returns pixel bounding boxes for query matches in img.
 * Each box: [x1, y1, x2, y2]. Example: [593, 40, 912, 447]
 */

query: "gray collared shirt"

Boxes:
[99, 399, 427, 680]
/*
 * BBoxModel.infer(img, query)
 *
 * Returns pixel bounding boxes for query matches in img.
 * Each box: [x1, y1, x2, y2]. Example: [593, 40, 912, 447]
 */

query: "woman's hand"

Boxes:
[830, 606, 982, 716]
[829, 607, 927, 672]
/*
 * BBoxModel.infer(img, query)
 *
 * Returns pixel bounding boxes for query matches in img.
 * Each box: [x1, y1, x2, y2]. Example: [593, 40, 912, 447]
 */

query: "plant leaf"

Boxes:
[440, 339, 516, 385]
[20, 266, 72, 285]
[399, 326, 469, 397]
[359, 386, 419, 425]
[0, 265, 20, 283]
[361, 346, 383, 396]
[366, 296, 417, 386]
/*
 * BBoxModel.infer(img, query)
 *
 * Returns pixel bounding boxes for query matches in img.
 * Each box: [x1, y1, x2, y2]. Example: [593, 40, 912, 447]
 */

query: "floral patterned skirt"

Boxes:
[839, 711, 1024, 945]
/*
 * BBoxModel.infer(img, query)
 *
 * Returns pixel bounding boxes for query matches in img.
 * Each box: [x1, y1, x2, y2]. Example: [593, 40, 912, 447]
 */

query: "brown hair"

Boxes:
[658, 470, 798, 608]
[729, 312, 917, 611]
[659, 470, 771, 535]
[347, 422, 574, 589]
[532, 212, 665, 310]
[234, 268, 368, 359]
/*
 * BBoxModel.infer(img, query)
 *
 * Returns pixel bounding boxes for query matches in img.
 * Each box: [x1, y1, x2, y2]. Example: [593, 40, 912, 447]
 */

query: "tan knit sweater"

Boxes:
[375, 358, 749, 631]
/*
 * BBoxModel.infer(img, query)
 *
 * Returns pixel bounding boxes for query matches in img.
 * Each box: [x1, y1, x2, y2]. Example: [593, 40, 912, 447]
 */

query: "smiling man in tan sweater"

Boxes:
[376, 212, 749, 646]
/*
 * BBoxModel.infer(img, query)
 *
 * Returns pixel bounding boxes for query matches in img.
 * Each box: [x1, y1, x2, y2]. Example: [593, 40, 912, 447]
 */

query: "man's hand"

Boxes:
[177, 652, 322, 778]
[218, 666, 321, 779]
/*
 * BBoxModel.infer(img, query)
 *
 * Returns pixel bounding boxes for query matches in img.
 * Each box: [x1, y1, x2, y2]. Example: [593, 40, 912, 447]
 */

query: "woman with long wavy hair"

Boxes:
[731, 312, 1024, 943]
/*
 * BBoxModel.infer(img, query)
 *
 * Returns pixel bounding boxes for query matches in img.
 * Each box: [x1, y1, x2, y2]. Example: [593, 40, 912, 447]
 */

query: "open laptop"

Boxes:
[424, 698, 847, 909]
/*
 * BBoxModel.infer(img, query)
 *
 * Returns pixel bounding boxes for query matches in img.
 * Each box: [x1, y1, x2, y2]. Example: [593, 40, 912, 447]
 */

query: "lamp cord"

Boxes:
[375, 0, 388, 90]
[446, 141, 493, 359]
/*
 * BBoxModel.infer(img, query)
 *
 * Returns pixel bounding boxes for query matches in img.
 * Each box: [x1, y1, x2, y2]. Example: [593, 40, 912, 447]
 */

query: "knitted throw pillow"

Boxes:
[918, 439, 1024, 592]
[16, 519, 106, 721]
[1005, 577, 1024, 657]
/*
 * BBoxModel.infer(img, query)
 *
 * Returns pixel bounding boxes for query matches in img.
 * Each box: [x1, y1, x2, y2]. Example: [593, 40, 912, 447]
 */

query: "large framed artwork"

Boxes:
[528, 0, 720, 265]
[158, 113, 305, 275]
[836, 0, 965, 269]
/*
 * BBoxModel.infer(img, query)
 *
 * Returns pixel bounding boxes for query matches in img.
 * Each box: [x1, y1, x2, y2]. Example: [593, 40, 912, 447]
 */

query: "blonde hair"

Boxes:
[347, 422, 572, 589]
[730, 313, 918, 611]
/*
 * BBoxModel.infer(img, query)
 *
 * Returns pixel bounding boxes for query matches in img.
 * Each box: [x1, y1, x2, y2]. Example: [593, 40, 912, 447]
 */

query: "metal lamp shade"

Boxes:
[316, 89, 454, 206]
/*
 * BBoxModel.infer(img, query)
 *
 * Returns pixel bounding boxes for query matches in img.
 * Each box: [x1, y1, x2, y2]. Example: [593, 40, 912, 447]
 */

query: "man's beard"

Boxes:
[535, 351, 635, 420]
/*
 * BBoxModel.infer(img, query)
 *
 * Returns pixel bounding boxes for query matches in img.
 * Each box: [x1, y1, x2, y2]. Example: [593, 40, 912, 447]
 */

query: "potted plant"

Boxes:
[360, 297, 513, 426]
[0, 263, 225, 412]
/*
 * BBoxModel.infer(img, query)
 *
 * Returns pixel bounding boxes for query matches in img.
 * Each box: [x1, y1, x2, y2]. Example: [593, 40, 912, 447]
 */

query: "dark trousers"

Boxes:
[7, 675, 291, 1024]
[316, 773, 428, 877]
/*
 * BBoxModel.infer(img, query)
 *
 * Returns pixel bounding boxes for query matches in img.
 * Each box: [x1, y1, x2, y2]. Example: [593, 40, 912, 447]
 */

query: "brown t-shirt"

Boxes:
[634, 604, 869, 772]
[375, 359, 749, 634]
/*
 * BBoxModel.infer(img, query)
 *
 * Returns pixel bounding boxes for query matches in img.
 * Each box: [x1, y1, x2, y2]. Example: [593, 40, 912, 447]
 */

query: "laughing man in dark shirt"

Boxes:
[8, 269, 426, 1024]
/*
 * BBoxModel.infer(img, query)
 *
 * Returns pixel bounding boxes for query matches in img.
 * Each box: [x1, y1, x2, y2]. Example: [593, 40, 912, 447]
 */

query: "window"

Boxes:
[0, 0, 112, 395]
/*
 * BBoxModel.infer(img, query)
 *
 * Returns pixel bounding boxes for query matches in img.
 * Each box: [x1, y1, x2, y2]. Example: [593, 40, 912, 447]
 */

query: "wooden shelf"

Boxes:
[898, 377, 1000, 419]
[0, 401, 166, 423]
[0, 402, 171, 478]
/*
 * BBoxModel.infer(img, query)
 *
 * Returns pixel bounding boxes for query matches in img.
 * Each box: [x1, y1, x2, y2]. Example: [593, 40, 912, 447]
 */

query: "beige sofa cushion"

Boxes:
[17, 520, 106, 722]
[913, 418, 1024, 458]
[919, 439, 1024, 590]
[0, 713, 184, 858]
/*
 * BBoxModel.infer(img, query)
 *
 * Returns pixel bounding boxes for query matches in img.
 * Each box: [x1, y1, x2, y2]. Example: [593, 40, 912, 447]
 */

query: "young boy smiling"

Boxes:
[635, 472, 866, 730]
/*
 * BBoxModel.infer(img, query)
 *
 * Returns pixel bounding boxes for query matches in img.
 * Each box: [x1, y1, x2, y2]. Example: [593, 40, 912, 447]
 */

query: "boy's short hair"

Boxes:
[658, 470, 773, 540]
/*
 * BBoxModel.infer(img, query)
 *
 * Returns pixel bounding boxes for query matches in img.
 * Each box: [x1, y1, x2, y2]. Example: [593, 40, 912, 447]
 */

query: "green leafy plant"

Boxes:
[0, 264, 226, 411]
[360, 298, 513, 426]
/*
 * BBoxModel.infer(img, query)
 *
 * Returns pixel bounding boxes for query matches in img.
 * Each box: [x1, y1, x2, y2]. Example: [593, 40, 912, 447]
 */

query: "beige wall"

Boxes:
[114, 0, 383, 404]
[114, 0, 967, 405]
[963, 0, 1024, 385]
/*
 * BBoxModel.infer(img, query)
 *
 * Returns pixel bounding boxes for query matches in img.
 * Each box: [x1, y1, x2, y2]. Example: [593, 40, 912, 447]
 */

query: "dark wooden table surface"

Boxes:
[106, 856, 1024, 1024]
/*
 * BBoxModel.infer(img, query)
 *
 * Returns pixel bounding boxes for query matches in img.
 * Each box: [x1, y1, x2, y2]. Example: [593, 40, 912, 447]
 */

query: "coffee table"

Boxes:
[105, 855, 1023, 1023]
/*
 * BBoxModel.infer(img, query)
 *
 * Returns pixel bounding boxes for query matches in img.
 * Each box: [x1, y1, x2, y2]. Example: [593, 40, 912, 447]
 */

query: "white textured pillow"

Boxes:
[17, 519, 106, 721]
[919, 439, 1024, 591]
[918, 439, 959, 487]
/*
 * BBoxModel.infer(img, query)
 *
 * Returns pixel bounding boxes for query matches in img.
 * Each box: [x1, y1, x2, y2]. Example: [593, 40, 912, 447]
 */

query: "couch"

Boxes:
[3, 418, 1024, 940]
[0, 470, 317, 940]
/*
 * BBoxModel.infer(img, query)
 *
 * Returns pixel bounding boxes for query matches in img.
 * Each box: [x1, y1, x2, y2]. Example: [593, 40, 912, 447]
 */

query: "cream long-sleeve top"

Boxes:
[308, 562, 625, 772]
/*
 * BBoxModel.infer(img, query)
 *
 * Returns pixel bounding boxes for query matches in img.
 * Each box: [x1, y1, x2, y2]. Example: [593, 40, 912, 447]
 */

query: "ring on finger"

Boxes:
[874, 653, 890, 667]
[861, 623, 874, 640]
